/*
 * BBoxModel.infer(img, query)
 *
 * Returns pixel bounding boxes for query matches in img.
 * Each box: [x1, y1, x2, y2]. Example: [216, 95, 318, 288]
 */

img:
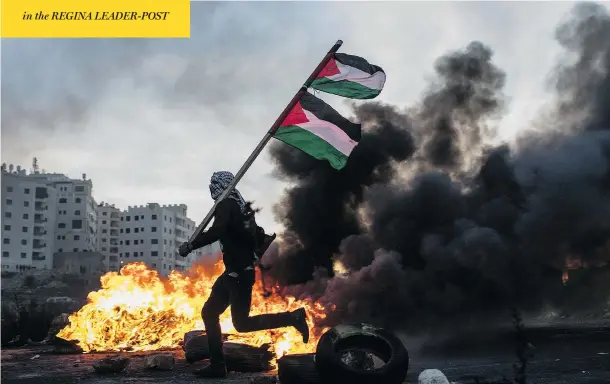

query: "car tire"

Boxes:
[315, 324, 409, 384]
[277, 353, 321, 384]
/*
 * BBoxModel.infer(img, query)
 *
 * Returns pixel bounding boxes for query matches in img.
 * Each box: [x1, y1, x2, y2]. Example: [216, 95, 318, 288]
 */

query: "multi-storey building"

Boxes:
[1, 166, 57, 271]
[119, 203, 217, 275]
[96, 203, 121, 271]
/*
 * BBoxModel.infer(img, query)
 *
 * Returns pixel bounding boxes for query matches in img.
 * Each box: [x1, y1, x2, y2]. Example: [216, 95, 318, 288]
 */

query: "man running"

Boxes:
[179, 171, 309, 378]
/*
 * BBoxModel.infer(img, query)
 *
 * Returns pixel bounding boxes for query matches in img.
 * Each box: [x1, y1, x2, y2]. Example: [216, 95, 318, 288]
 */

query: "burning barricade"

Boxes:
[52, 261, 410, 383]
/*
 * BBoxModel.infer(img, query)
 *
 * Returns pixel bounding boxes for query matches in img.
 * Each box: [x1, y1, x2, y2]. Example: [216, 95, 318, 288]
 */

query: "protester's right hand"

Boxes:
[178, 242, 193, 257]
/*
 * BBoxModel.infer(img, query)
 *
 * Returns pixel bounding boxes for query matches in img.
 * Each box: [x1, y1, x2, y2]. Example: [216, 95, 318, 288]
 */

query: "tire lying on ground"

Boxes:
[277, 353, 321, 384]
[315, 324, 409, 384]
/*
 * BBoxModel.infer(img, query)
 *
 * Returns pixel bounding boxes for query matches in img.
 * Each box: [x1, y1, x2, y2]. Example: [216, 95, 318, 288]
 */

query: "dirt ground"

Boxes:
[2, 323, 609, 384]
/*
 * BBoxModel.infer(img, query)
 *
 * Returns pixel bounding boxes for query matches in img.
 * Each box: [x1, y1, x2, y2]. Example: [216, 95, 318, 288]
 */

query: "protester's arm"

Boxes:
[191, 199, 232, 250]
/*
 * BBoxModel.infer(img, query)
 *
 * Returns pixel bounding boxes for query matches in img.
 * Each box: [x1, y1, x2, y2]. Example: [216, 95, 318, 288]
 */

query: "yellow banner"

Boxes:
[1, 0, 190, 38]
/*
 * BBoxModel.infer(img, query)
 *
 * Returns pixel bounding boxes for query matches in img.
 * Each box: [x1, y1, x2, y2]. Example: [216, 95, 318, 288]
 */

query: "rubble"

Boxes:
[418, 369, 450, 384]
[52, 336, 83, 354]
[92, 355, 130, 374]
[43, 313, 70, 343]
[144, 353, 175, 370]
[248, 375, 278, 384]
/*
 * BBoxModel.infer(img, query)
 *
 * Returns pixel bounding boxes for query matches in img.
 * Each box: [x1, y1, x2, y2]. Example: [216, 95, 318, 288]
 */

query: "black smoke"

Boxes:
[266, 2, 610, 330]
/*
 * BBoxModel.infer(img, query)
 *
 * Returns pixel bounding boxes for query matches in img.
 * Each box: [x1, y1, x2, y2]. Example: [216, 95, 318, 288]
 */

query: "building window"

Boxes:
[169, 229, 172, 234]
[24, 188, 30, 194]
[74, 235, 80, 240]
[21, 239, 27, 245]
[57, 235, 61, 240]
[3, 238, 9, 244]
[74, 210, 81, 215]
[134, 216, 139, 221]
[20, 253, 26, 259]
[152, 227, 157, 232]
[140, 252, 143, 256]
[75, 186, 85, 192]
[59, 198, 67, 203]
[164, 239, 167, 245]
[120, 229, 124, 233]
[152, 214, 157, 220]
[22, 213, 28, 219]
[126, 216, 131, 221]
[151, 239, 158, 244]
[152, 263, 157, 268]
[102, 229, 108, 234]
[134, 228, 139, 233]
[102, 212, 108, 216]
[102, 238, 107, 243]
[58, 223, 66, 228]
[164, 228, 167, 233]
[24, 201, 29, 207]
[126, 228, 131, 234]
[4, 212, 11, 219]
[75, 198, 81, 203]
[72, 220, 83, 229]
[6, 186, 13, 192]
[62, 235, 66, 240]
[74, 248, 79, 252]
[2, 251, 8, 258]
[125, 240, 130, 245]
[125, 252, 130, 257]
[6, 199, 12, 205]
[4, 225, 11, 231]
[58, 248, 63, 252]
[102, 220, 107, 224]
[22, 227, 28, 233]
[120, 216, 124, 221]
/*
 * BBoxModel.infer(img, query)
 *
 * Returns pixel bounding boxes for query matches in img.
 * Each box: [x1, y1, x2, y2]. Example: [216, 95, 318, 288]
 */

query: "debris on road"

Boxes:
[277, 353, 320, 384]
[418, 369, 450, 384]
[248, 375, 278, 384]
[144, 353, 175, 370]
[223, 342, 274, 372]
[182, 330, 228, 363]
[51, 336, 83, 354]
[92, 355, 129, 374]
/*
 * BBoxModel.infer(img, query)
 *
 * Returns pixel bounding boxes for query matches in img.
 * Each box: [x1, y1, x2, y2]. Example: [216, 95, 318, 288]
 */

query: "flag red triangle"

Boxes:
[281, 101, 309, 126]
[316, 58, 341, 78]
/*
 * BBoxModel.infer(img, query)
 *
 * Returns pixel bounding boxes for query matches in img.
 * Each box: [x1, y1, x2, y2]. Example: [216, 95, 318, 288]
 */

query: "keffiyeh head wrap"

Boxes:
[209, 171, 246, 212]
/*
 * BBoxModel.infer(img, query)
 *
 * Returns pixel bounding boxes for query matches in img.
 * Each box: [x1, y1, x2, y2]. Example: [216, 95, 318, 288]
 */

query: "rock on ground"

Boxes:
[418, 369, 450, 384]
[92, 356, 129, 374]
[144, 353, 175, 370]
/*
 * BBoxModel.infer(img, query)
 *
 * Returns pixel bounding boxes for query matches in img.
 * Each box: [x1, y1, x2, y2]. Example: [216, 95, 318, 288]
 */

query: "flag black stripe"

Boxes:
[300, 92, 361, 142]
[334, 53, 385, 76]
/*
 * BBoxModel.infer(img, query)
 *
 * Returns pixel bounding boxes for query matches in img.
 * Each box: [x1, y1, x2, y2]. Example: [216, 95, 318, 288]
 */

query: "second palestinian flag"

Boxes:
[311, 53, 386, 99]
[273, 92, 361, 170]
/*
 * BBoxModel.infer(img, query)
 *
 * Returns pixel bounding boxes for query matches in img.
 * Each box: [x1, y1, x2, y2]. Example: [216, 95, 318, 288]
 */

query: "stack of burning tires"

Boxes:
[278, 323, 409, 384]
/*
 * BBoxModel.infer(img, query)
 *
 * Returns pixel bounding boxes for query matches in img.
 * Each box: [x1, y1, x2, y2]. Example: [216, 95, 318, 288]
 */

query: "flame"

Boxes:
[562, 269, 569, 285]
[57, 258, 329, 360]
[332, 259, 348, 276]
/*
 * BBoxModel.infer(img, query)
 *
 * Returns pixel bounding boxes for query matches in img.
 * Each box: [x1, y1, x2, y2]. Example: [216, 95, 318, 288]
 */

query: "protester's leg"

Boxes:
[195, 274, 230, 377]
[228, 271, 310, 343]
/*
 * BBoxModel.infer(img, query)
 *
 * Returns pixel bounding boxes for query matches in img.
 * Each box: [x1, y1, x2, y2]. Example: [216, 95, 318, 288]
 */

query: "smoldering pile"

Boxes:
[263, 2, 610, 331]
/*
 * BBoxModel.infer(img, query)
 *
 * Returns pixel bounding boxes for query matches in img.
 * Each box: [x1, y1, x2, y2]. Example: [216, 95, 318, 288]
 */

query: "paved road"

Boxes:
[2, 324, 609, 383]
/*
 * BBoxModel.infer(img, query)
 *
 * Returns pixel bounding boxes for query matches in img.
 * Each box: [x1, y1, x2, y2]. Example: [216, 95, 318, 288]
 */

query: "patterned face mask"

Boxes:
[209, 171, 246, 212]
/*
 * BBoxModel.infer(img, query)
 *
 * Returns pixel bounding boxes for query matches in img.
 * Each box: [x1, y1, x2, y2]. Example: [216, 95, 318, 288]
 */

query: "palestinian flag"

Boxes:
[274, 92, 361, 170]
[311, 53, 386, 99]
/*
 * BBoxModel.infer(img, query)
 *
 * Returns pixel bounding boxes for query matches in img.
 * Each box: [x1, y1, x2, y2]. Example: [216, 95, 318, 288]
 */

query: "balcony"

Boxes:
[109, 247, 119, 253]
[110, 230, 119, 237]
[34, 215, 47, 224]
[32, 252, 46, 261]
[35, 202, 47, 211]
[110, 212, 120, 219]
[110, 221, 119, 228]
[33, 228, 47, 236]
[33, 241, 46, 249]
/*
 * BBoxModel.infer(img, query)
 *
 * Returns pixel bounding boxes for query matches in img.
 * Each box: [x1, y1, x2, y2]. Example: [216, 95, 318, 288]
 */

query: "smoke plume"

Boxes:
[266, 2, 610, 331]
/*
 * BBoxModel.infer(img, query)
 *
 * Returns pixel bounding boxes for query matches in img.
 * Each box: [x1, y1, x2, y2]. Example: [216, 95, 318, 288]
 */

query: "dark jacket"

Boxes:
[191, 198, 256, 273]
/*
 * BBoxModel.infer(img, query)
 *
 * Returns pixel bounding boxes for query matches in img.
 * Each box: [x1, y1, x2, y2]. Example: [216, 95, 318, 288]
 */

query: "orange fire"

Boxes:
[57, 257, 329, 360]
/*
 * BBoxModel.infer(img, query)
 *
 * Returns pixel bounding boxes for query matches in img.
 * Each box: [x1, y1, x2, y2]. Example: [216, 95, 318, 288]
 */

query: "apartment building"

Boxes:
[96, 203, 121, 271]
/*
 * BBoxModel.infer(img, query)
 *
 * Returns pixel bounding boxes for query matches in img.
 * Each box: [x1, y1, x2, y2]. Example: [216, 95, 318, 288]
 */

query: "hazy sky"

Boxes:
[1, 1, 600, 231]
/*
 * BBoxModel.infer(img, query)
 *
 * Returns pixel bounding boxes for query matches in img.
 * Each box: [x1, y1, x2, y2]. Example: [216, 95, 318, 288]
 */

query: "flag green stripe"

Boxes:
[311, 78, 382, 100]
[273, 125, 349, 170]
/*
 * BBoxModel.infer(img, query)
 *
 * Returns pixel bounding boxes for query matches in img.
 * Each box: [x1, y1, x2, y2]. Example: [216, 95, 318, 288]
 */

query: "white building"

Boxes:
[38, 173, 98, 255]
[119, 203, 217, 275]
[96, 203, 121, 271]
[1, 166, 57, 271]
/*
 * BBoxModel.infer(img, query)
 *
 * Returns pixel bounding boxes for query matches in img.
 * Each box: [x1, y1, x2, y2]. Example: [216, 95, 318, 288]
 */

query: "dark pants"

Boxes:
[202, 269, 294, 366]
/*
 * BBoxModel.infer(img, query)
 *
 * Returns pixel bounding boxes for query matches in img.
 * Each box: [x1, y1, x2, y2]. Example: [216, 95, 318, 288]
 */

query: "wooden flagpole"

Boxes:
[188, 39, 344, 243]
